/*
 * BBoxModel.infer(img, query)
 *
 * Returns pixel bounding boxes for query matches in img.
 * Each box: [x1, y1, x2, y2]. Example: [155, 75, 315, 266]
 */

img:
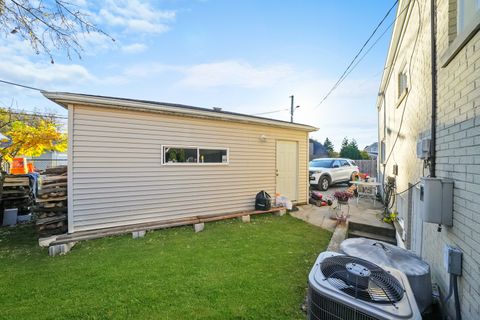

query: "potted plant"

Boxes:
[333, 190, 354, 204]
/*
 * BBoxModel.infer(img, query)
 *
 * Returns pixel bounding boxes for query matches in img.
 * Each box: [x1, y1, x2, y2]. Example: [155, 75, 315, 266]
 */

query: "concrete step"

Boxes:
[348, 220, 395, 238]
[347, 230, 397, 245]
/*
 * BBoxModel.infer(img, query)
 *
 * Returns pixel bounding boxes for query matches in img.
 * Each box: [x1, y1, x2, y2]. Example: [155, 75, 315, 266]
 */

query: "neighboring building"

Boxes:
[377, 1, 480, 319]
[43, 91, 316, 233]
[27, 151, 68, 171]
[363, 142, 378, 159]
[309, 139, 329, 160]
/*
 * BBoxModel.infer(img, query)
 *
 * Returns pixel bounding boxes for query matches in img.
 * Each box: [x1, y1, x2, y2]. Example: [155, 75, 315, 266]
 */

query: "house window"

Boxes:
[199, 149, 228, 163]
[457, 0, 480, 34]
[397, 70, 408, 100]
[443, 0, 480, 65]
[162, 146, 228, 164]
[163, 147, 197, 163]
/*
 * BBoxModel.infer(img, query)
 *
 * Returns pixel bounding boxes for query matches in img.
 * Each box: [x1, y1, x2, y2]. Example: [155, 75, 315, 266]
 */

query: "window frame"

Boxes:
[161, 145, 229, 165]
[397, 67, 408, 105]
[441, 0, 480, 67]
[340, 160, 350, 167]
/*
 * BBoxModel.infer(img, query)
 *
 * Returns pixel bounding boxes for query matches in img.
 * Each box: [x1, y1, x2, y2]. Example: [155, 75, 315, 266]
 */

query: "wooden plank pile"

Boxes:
[35, 166, 68, 237]
[1, 175, 34, 216]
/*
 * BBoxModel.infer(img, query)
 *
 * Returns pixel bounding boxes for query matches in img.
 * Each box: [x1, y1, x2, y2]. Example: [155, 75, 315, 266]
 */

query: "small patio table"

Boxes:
[350, 181, 382, 206]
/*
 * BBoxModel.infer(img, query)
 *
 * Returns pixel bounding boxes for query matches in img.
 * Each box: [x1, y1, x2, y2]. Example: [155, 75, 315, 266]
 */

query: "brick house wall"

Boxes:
[378, 1, 480, 318]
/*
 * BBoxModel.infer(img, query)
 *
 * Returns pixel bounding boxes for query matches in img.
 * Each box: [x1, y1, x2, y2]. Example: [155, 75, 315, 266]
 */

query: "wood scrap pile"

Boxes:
[35, 166, 68, 237]
[1, 175, 34, 216]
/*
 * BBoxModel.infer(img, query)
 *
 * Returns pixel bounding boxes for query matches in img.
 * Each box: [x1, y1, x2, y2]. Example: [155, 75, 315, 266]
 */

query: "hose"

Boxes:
[382, 177, 396, 215]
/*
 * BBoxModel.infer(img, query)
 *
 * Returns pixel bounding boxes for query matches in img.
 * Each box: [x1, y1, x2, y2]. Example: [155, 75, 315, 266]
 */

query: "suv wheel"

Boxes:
[318, 176, 330, 191]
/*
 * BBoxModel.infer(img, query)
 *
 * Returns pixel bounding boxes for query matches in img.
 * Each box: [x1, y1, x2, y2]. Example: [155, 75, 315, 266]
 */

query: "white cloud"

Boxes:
[0, 39, 95, 95]
[98, 0, 175, 34]
[178, 61, 294, 88]
[121, 43, 148, 54]
[121, 60, 294, 88]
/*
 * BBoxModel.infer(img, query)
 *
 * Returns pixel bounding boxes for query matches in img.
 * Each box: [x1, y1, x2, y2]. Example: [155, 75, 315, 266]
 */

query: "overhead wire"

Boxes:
[251, 1, 401, 117]
[312, 0, 399, 109]
[0, 110, 68, 120]
[0, 79, 44, 92]
[252, 108, 289, 116]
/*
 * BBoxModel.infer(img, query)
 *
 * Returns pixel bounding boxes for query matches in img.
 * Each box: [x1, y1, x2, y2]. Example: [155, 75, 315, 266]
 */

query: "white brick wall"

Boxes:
[379, 1, 480, 319]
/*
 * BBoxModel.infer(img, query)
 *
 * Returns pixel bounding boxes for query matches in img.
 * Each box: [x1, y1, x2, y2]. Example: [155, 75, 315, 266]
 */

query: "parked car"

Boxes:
[309, 158, 359, 191]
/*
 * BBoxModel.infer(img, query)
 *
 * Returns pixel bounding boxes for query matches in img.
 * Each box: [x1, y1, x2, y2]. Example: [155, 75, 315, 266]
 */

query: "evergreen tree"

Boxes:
[323, 137, 334, 153]
[340, 137, 362, 159]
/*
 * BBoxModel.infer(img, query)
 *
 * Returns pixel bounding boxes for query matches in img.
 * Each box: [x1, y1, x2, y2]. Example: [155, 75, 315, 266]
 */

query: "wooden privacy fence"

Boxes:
[356, 160, 377, 177]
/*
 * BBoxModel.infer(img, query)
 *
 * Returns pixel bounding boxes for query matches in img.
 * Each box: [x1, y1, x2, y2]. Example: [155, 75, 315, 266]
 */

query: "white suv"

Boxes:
[309, 158, 359, 191]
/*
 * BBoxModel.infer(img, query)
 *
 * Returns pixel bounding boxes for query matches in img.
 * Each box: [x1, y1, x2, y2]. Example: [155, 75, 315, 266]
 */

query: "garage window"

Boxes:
[162, 146, 228, 165]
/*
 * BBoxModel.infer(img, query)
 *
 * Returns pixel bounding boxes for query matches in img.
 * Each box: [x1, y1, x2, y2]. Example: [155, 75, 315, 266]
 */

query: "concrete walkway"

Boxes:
[290, 184, 393, 251]
[291, 185, 385, 229]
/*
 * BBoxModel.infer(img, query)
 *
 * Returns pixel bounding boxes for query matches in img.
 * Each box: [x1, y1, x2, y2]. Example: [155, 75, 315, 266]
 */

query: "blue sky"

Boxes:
[0, 0, 396, 150]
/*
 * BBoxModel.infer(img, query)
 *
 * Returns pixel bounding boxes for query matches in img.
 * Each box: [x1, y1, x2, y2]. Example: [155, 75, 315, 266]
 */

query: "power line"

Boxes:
[2, 110, 68, 120]
[0, 79, 44, 92]
[252, 108, 289, 116]
[313, 0, 398, 109]
[252, 1, 401, 117]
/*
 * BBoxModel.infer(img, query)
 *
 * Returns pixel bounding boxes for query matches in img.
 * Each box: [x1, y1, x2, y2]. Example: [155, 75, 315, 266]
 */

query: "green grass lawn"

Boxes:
[0, 214, 331, 320]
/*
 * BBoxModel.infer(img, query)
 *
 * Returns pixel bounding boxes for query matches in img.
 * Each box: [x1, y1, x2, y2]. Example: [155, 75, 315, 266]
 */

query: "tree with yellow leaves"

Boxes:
[0, 108, 67, 165]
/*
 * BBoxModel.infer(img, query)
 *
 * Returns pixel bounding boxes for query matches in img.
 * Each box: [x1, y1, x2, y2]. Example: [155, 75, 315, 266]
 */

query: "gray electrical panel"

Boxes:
[444, 245, 462, 275]
[419, 177, 454, 226]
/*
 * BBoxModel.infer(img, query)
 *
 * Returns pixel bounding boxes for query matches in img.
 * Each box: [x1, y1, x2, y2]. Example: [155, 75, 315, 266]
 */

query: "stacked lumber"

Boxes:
[1, 175, 34, 215]
[35, 166, 68, 237]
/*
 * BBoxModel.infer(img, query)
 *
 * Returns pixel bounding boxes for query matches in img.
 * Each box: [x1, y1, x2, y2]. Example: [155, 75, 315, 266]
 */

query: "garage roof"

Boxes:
[43, 91, 317, 132]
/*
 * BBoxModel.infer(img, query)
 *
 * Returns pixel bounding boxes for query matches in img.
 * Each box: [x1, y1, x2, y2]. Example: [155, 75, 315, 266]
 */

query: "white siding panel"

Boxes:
[71, 105, 309, 232]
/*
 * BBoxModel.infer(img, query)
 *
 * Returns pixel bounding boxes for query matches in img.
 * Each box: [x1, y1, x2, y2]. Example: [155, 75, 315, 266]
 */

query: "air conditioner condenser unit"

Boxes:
[308, 252, 421, 320]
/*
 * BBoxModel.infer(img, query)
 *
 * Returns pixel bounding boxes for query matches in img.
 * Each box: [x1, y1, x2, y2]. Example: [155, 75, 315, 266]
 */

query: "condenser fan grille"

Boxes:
[320, 255, 404, 304]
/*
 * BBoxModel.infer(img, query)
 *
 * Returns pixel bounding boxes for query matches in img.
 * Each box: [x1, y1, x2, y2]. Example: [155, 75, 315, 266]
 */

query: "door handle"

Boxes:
[276, 169, 279, 176]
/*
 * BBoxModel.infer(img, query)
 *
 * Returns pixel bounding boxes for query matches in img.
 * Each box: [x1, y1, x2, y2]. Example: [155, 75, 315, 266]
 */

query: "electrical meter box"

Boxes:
[416, 138, 431, 159]
[419, 177, 453, 226]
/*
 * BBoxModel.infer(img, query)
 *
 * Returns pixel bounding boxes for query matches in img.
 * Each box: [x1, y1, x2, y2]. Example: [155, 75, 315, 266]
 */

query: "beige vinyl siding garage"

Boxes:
[57, 96, 314, 233]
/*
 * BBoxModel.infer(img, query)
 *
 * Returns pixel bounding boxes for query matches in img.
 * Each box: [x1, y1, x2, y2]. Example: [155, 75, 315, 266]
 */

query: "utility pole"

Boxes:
[290, 95, 294, 123]
[290, 95, 299, 123]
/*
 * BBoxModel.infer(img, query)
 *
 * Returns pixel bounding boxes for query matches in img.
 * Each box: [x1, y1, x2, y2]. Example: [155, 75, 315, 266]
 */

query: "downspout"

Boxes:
[430, 0, 437, 178]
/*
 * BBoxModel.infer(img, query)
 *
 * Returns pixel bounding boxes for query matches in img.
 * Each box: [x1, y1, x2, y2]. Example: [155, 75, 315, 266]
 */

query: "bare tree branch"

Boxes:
[0, 0, 114, 62]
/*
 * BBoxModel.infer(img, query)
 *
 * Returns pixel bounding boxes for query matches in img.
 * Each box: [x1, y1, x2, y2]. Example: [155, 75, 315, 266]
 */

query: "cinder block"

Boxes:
[132, 230, 146, 239]
[274, 208, 287, 216]
[48, 242, 76, 256]
[240, 215, 250, 223]
[194, 223, 204, 233]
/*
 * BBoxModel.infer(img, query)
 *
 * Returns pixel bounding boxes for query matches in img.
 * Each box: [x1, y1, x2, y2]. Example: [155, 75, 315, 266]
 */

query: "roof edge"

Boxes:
[42, 91, 318, 132]
[376, 0, 412, 109]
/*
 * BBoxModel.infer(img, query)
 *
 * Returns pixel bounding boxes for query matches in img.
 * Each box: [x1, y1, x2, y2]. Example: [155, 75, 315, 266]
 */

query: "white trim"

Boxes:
[441, 10, 480, 67]
[161, 145, 230, 165]
[376, 0, 415, 107]
[67, 104, 74, 234]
